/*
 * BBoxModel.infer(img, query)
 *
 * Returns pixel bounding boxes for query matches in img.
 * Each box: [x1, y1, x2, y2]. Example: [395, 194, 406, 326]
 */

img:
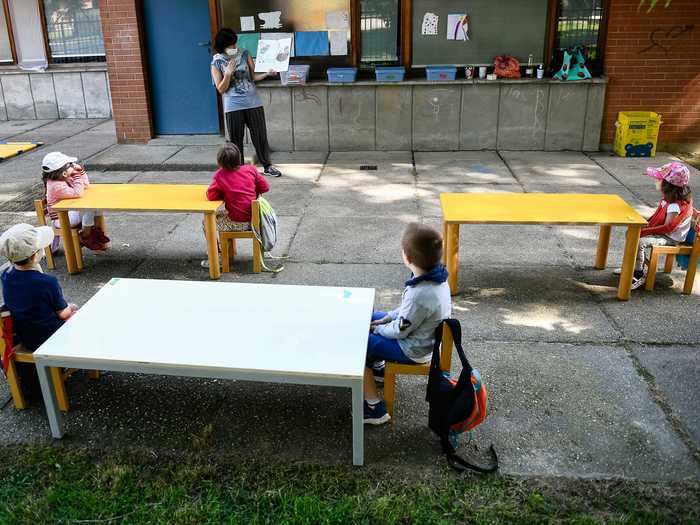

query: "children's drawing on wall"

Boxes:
[258, 11, 282, 30]
[326, 11, 349, 29]
[421, 12, 439, 36]
[255, 38, 291, 72]
[447, 14, 470, 41]
[240, 16, 255, 32]
[329, 31, 348, 56]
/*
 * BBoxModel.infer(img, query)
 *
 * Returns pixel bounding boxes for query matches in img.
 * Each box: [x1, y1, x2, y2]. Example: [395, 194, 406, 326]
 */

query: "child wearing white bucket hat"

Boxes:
[0, 224, 77, 352]
[41, 151, 109, 252]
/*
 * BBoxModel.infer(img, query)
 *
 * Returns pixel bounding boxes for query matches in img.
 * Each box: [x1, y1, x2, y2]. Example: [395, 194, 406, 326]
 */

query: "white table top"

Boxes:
[34, 278, 375, 379]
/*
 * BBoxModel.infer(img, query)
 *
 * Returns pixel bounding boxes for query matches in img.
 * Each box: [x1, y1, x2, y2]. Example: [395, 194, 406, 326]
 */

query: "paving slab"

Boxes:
[502, 151, 623, 188]
[268, 152, 327, 183]
[464, 341, 699, 480]
[596, 286, 700, 344]
[0, 119, 54, 139]
[321, 152, 415, 184]
[290, 216, 418, 264]
[588, 152, 698, 188]
[307, 183, 419, 217]
[414, 151, 518, 184]
[450, 266, 621, 343]
[632, 344, 700, 448]
[424, 218, 572, 269]
[417, 183, 524, 218]
[163, 145, 220, 170]
[87, 171, 139, 184]
[86, 144, 182, 170]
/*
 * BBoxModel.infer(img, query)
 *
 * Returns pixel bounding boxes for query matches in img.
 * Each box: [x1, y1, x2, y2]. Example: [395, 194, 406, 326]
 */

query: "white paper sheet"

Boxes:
[446, 14, 469, 41]
[258, 11, 282, 30]
[421, 12, 439, 36]
[262, 32, 295, 58]
[329, 31, 348, 56]
[325, 11, 349, 29]
[240, 16, 255, 32]
[254, 38, 292, 73]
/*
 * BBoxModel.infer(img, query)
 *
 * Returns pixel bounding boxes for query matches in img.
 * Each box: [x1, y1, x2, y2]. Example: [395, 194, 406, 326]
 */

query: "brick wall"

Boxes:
[602, 0, 700, 150]
[100, 0, 153, 143]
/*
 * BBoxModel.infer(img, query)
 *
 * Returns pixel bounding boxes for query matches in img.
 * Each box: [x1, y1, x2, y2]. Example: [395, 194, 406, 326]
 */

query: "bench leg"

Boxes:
[45, 245, 56, 270]
[618, 225, 641, 300]
[384, 369, 396, 420]
[5, 360, 28, 409]
[50, 367, 70, 413]
[203, 212, 221, 280]
[221, 237, 231, 273]
[664, 254, 675, 273]
[645, 251, 660, 291]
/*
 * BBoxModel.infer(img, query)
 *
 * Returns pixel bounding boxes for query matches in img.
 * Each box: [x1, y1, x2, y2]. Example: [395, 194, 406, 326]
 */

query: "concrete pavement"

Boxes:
[0, 120, 698, 481]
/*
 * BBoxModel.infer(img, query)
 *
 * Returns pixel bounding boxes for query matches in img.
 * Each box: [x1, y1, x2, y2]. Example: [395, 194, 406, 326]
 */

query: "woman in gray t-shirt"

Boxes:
[211, 29, 282, 177]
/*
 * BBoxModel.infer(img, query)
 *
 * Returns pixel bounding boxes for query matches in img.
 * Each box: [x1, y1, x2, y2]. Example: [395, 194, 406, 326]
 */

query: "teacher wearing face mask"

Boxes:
[211, 28, 282, 177]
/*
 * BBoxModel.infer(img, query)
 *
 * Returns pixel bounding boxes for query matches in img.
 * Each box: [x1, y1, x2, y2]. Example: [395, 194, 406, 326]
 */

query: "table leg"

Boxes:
[203, 212, 221, 280]
[446, 223, 460, 295]
[95, 214, 107, 235]
[595, 225, 612, 270]
[442, 221, 448, 265]
[351, 380, 364, 466]
[618, 225, 641, 301]
[58, 210, 78, 274]
[36, 363, 64, 438]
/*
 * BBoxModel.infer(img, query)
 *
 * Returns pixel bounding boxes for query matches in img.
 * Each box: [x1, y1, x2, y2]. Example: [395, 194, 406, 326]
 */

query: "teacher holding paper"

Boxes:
[211, 28, 282, 177]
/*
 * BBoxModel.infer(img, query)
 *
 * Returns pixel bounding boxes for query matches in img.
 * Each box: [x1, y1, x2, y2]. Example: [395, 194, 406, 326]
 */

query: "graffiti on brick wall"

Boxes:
[640, 24, 694, 56]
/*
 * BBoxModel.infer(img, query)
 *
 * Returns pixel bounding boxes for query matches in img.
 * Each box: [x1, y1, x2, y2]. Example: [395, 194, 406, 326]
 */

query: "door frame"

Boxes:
[208, 0, 224, 135]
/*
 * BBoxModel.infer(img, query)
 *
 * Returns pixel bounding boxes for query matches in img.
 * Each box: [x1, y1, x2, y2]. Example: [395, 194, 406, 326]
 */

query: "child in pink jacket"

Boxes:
[42, 151, 108, 252]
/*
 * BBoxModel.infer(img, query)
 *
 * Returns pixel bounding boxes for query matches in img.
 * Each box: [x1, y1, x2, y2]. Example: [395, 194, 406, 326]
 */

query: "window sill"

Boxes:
[0, 63, 108, 75]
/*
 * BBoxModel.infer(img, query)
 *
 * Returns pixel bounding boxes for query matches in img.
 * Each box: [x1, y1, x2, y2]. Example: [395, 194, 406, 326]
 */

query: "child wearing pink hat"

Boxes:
[628, 162, 693, 290]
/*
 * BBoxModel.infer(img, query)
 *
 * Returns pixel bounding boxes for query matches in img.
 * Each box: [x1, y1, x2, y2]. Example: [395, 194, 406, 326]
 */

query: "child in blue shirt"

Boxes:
[364, 223, 451, 424]
[0, 224, 76, 352]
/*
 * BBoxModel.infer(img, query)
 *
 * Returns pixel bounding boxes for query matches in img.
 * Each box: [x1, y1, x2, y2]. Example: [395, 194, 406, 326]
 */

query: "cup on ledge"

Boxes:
[478, 66, 487, 79]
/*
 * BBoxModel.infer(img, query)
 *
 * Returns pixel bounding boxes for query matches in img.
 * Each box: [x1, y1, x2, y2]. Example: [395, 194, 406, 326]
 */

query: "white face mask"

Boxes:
[226, 47, 239, 58]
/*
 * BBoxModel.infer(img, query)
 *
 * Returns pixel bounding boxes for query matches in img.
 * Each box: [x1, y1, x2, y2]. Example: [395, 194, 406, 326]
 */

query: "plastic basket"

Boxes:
[327, 67, 357, 83]
[375, 67, 405, 82]
[280, 65, 310, 86]
[426, 67, 457, 81]
[614, 111, 662, 157]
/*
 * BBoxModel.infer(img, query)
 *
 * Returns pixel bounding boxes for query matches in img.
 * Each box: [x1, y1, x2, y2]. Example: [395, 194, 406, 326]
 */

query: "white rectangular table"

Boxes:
[34, 278, 374, 465]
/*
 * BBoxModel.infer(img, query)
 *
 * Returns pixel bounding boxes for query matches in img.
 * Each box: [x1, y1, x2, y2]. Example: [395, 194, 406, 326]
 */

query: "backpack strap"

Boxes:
[446, 445, 499, 474]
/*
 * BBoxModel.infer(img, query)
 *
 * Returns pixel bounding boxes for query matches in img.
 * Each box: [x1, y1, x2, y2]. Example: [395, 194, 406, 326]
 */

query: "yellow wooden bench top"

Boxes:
[52, 184, 222, 213]
[440, 193, 647, 226]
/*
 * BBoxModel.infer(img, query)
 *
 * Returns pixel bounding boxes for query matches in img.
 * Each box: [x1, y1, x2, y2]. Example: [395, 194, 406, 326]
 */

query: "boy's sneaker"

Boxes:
[363, 401, 390, 425]
[631, 274, 647, 290]
[263, 165, 282, 177]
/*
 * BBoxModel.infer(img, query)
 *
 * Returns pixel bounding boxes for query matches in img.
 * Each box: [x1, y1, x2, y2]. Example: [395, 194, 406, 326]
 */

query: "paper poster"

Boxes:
[240, 16, 255, 32]
[237, 33, 260, 57]
[295, 31, 329, 56]
[258, 11, 282, 29]
[421, 12, 439, 36]
[326, 10, 349, 29]
[263, 32, 295, 57]
[447, 14, 470, 41]
[329, 31, 348, 56]
[255, 38, 291, 73]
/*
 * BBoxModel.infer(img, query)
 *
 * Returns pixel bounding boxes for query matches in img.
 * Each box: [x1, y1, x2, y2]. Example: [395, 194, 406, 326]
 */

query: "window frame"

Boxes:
[0, 0, 18, 65]
[38, 0, 106, 64]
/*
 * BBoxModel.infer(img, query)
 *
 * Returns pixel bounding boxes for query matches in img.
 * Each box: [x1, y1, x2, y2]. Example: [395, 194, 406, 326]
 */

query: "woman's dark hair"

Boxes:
[401, 223, 443, 271]
[214, 28, 237, 54]
[662, 180, 692, 203]
[217, 144, 242, 171]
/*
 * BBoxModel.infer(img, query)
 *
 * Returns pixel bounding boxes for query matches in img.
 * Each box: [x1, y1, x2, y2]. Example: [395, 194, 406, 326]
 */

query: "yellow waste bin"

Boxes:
[614, 111, 662, 157]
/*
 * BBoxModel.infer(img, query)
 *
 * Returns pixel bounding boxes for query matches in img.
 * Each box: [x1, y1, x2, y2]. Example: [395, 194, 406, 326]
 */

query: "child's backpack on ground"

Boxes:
[426, 318, 498, 473]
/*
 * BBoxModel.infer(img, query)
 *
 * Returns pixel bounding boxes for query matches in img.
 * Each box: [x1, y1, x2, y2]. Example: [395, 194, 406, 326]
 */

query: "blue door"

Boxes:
[143, 0, 219, 134]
